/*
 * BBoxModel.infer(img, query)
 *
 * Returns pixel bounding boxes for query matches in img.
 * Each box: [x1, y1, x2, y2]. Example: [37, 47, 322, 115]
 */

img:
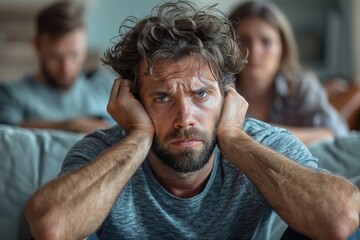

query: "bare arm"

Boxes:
[26, 131, 152, 240]
[19, 117, 110, 133]
[217, 87, 360, 240]
[25, 79, 155, 240]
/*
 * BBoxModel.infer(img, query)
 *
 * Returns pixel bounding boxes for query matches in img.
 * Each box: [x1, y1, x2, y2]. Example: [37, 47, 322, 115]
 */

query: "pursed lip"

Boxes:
[170, 138, 203, 148]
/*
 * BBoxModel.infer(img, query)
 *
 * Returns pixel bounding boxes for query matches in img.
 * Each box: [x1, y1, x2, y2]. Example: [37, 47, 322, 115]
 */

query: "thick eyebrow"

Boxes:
[146, 90, 171, 97]
[191, 85, 217, 94]
[194, 77, 219, 90]
[146, 83, 217, 98]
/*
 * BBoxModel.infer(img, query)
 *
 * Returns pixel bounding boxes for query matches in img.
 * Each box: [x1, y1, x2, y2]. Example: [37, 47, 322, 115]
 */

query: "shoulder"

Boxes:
[0, 75, 34, 97]
[78, 69, 114, 95]
[86, 69, 114, 85]
[242, 118, 319, 168]
[278, 71, 326, 100]
[243, 117, 295, 145]
[243, 117, 296, 150]
[0, 75, 32, 88]
[73, 124, 125, 150]
[292, 71, 323, 91]
[243, 118, 290, 140]
[61, 125, 125, 174]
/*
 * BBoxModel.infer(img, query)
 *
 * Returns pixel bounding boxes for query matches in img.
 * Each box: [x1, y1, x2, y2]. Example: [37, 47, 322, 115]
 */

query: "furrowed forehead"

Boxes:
[138, 57, 220, 95]
[139, 57, 217, 82]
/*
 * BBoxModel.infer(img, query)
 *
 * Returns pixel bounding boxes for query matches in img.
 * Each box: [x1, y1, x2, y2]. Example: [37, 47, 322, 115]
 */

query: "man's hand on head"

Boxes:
[217, 86, 248, 137]
[107, 79, 155, 136]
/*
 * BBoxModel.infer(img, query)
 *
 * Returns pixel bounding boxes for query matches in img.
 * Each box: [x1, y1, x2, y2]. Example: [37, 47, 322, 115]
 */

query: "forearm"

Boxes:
[20, 120, 75, 132]
[26, 130, 152, 240]
[218, 129, 360, 240]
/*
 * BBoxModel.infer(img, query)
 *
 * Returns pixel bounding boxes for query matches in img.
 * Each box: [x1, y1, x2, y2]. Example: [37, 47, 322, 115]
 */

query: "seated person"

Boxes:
[25, 1, 360, 240]
[229, 1, 349, 145]
[0, 1, 114, 133]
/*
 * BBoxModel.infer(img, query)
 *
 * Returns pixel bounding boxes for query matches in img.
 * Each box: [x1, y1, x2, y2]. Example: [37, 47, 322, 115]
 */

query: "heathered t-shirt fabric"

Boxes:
[0, 70, 114, 125]
[61, 118, 319, 240]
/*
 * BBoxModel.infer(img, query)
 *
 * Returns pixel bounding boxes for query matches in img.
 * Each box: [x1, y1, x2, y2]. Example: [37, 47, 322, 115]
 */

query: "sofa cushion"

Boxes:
[310, 131, 360, 187]
[268, 131, 360, 240]
[0, 125, 83, 240]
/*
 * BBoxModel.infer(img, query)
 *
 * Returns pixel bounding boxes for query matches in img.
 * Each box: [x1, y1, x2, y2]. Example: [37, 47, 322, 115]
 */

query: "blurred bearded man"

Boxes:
[0, 0, 114, 133]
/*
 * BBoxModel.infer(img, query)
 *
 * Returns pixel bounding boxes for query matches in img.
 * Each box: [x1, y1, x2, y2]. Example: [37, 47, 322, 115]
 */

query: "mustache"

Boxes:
[164, 128, 207, 142]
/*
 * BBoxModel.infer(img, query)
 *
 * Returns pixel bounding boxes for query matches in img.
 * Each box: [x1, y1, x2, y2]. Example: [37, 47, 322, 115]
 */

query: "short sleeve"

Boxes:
[60, 133, 110, 176]
[262, 128, 319, 169]
[60, 126, 124, 176]
[245, 118, 320, 170]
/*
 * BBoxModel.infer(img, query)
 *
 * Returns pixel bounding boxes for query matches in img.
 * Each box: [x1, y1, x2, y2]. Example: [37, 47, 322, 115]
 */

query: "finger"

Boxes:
[224, 86, 238, 98]
[118, 79, 132, 98]
[109, 78, 123, 102]
[225, 82, 236, 90]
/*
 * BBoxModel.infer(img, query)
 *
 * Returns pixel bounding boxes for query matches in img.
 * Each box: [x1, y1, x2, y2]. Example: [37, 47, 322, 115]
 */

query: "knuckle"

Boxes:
[106, 103, 115, 113]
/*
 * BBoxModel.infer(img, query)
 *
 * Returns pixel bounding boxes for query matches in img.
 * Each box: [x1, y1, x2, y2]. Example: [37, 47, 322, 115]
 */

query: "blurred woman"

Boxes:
[229, 0, 348, 145]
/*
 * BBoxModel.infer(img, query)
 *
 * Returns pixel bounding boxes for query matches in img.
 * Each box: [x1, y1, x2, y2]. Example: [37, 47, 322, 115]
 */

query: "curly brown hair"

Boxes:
[36, 1, 84, 39]
[103, 0, 247, 96]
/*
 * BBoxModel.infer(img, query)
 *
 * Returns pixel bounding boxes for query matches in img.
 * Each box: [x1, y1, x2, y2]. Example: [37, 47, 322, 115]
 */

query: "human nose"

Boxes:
[173, 97, 195, 129]
[247, 40, 261, 62]
[61, 57, 74, 75]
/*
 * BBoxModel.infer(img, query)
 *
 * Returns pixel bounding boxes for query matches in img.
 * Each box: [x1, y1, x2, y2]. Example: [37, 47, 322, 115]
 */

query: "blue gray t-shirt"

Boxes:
[61, 118, 319, 240]
[0, 70, 114, 125]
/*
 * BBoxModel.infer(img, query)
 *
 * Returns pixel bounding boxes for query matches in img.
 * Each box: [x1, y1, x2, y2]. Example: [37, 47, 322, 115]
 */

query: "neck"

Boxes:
[34, 70, 45, 83]
[147, 151, 215, 198]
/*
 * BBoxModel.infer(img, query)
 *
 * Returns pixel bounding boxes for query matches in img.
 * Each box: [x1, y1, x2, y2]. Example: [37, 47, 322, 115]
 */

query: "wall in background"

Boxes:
[272, 0, 353, 81]
[84, 0, 240, 52]
[351, 0, 360, 84]
[0, 0, 240, 80]
[0, 0, 358, 82]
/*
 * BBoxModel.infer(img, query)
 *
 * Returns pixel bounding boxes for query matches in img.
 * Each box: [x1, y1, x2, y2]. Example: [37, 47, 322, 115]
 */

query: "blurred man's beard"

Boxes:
[151, 126, 217, 173]
[41, 62, 74, 90]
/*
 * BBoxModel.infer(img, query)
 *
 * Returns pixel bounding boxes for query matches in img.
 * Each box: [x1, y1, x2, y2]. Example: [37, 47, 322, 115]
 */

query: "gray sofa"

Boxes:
[0, 124, 359, 240]
[0, 125, 83, 240]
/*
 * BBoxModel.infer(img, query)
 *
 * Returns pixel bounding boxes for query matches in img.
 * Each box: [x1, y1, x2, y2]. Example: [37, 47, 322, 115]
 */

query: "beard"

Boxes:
[40, 61, 75, 90]
[151, 125, 218, 174]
